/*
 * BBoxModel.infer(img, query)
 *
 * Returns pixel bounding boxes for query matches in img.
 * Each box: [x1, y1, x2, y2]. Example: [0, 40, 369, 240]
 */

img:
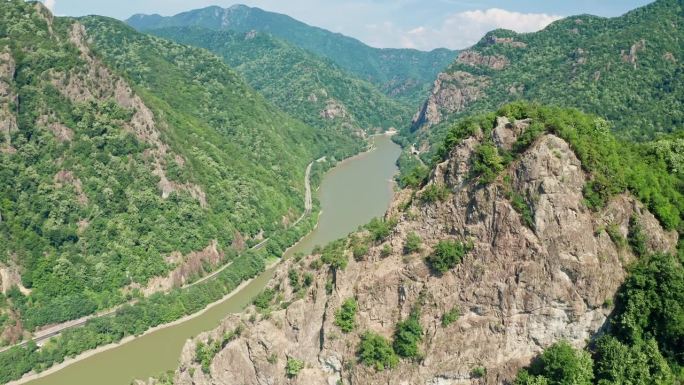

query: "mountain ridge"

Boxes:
[126, 4, 458, 104]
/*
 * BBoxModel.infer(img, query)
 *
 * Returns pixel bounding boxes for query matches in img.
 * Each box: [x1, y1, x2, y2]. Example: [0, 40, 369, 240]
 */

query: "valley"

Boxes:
[0, 1, 682, 385]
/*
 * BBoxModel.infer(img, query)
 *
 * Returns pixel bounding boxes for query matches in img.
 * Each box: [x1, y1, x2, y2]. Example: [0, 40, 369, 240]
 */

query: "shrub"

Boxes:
[420, 183, 450, 203]
[627, 215, 647, 257]
[427, 240, 471, 274]
[253, 289, 275, 311]
[516, 341, 593, 385]
[366, 217, 398, 242]
[472, 366, 487, 378]
[380, 244, 392, 257]
[393, 310, 423, 358]
[509, 191, 534, 229]
[285, 357, 304, 378]
[358, 332, 398, 371]
[441, 306, 460, 327]
[334, 298, 358, 333]
[472, 143, 504, 184]
[403, 232, 422, 254]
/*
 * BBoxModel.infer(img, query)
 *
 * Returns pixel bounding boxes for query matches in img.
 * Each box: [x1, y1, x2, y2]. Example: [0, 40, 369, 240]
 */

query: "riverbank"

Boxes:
[8, 258, 280, 385]
[14, 134, 400, 385]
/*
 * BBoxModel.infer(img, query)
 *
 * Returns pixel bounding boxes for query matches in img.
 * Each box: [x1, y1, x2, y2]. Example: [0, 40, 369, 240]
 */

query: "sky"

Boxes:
[41, 0, 654, 50]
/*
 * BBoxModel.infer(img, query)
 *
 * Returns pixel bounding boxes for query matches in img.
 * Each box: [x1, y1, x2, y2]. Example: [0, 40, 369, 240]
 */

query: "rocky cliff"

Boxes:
[156, 114, 677, 385]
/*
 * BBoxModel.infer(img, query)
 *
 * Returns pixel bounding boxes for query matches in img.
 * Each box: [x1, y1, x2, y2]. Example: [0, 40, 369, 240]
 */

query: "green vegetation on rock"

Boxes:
[358, 332, 398, 371]
[334, 298, 358, 333]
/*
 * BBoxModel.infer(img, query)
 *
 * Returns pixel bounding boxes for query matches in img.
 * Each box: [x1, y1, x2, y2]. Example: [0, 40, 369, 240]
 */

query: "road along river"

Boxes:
[21, 134, 401, 385]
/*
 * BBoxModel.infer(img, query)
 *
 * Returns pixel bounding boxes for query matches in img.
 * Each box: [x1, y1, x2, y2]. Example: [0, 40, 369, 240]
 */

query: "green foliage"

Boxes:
[148, 27, 412, 137]
[127, 7, 457, 104]
[285, 357, 304, 378]
[393, 310, 423, 359]
[195, 324, 244, 373]
[420, 184, 450, 203]
[334, 298, 358, 333]
[593, 335, 674, 384]
[349, 235, 370, 261]
[441, 307, 460, 327]
[472, 143, 505, 183]
[516, 341, 594, 385]
[403, 232, 422, 254]
[357, 332, 398, 371]
[380, 244, 392, 257]
[509, 191, 535, 229]
[627, 215, 647, 257]
[0, 250, 268, 384]
[253, 289, 276, 311]
[472, 366, 487, 378]
[440, 102, 684, 232]
[611, 253, 684, 365]
[430, 1, 684, 143]
[320, 239, 348, 270]
[366, 217, 398, 243]
[427, 240, 471, 275]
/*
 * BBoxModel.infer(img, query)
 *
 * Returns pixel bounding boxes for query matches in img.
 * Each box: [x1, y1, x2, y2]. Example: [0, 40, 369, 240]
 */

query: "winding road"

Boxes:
[0, 161, 314, 354]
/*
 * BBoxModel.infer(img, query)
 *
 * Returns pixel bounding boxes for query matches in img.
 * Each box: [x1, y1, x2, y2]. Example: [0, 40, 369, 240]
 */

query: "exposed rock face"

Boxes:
[0, 47, 17, 153]
[138, 240, 225, 296]
[412, 72, 488, 130]
[621, 39, 646, 68]
[485, 35, 527, 48]
[456, 51, 509, 70]
[320, 99, 349, 120]
[165, 116, 676, 385]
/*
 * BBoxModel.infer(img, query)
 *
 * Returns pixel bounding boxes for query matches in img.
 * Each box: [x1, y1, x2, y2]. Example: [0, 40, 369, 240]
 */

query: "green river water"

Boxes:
[26, 134, 401, 385]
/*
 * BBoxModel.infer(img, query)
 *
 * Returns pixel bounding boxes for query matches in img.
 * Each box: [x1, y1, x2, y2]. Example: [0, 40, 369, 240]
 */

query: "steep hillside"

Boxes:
[152, 104, 681, 385]
[411, 0, 684, 152]
[147, 27, 412, 133]
[0, 0, 350, 349]
[126, 5, 457, 104]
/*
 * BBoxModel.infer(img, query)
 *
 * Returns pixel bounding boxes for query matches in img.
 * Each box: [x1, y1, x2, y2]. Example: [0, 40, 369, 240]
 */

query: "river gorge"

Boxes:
[24, 135, 401, 385]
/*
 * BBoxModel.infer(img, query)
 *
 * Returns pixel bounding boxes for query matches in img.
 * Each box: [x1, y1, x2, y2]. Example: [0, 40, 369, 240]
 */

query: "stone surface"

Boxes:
[164, 117, 677, 385]
[412, 72, 489, 129]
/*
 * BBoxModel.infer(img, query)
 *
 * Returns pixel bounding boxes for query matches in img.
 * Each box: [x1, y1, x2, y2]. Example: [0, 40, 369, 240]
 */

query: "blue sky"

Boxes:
[42, 0, 653, 50]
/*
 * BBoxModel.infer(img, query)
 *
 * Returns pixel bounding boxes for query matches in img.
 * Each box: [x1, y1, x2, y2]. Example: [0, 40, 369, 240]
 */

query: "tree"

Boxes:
[358, 332, 398, 371]
[334, 298, 358, 333]
[426, 240, 471, 274]
[516, 341, 593, 385]
[393, 310, 423, 358]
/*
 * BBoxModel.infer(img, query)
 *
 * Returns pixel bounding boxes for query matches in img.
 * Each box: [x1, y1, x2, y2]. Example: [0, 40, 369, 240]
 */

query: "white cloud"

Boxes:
[364, 8, 562, 50]
[44, 0, 56, 11]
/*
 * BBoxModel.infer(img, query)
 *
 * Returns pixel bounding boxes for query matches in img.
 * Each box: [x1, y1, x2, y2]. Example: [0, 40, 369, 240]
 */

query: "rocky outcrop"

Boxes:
[412, 72, 488, 129]
[456, 51, 509, 70]
[485, 36, 527, 48]
[164, 116, 676, 385]
[137, 240, 225, 296]
[54, 170, 89, 205]
[320, 99, 349, 120]
[621, 39, 646, 69]
[0, 47, 17, 153]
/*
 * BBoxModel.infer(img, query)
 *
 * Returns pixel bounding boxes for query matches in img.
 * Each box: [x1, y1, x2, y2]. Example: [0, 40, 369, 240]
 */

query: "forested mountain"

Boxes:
[148, 27, 412, 133]
[410, 0, 684, 153]
[0, 0, 354, 349]
[126, 5, 457, 104]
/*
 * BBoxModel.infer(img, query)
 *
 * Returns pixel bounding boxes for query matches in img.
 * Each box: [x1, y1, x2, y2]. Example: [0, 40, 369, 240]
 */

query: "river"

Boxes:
[25, 134, 401, 385]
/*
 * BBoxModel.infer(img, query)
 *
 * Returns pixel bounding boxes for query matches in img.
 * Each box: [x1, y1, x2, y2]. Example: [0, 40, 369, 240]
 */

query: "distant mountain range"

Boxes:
[127, 5, 458, 104]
